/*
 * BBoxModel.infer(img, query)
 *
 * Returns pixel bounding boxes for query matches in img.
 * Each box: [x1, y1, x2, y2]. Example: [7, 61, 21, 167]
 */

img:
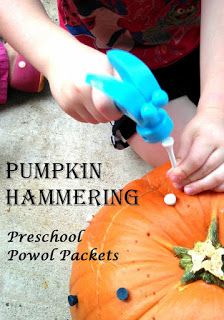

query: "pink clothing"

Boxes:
[57, 0, 200, 69]
[0, 42, 9, 104]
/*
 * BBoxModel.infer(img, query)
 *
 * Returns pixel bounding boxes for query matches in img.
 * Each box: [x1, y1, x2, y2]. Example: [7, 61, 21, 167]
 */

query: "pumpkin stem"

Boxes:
[173, 212, 224, 288]
[207, 210, 219, 247]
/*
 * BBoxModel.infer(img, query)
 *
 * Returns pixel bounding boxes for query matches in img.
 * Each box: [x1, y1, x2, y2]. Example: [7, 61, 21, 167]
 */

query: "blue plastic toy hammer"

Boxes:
[86, 49, 177, 167]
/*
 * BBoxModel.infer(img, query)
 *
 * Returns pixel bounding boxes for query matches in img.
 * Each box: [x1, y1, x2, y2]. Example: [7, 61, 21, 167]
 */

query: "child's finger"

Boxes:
[167, 127, 193, 179]
[169, 138, 214, 183]
[214, 183, 224, 192]
[92, 87, 122, 121]
[75, 85, 111, 123]
[84, 98, 110, 123]
[175, 127, 194, 164]
[66, 102, 99, 124]
[175, 147, 224, 187]
[86, 106, 110, 123]
[183, 163, 224, 195]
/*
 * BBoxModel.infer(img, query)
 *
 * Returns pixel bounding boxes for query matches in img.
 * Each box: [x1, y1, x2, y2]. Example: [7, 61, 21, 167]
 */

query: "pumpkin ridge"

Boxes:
[144, 186, 205, 245]
[151, 236, 174, 251]
[94, 277, 181, 320]
[156, 189, 208, 244]
[138, 290, 175, 320]
[137, 283, 182, 320]
[93, 187, 167, 253]
[140, 279, 207, 320]
[145, 204, 192, 246]
[97, 274, 178, 305]
[197, 193, 214, 237]
[132, 191, 195, 247]
[116, 255, 175, 267]
[130, 273, 181, 290]
[95, 206, 132, 319]
[169, 204, 201, 244]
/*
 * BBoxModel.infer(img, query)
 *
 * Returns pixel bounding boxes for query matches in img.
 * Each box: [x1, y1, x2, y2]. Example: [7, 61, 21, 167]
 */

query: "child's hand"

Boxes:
[167, 109, 224, 194]
[46, 38, 121, 124]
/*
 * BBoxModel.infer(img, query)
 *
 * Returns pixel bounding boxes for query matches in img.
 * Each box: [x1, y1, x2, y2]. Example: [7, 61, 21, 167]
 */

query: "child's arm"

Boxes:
[0, 0, 121, 122]
[168, 0, 224, 194]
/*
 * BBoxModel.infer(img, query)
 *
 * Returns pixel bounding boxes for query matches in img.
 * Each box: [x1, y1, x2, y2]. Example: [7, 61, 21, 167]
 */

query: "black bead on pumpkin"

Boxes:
[68, 295, 78, 306]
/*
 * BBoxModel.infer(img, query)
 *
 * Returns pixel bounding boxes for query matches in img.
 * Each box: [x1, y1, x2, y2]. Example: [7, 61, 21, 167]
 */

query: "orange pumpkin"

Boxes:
[69, 163, 224, 320]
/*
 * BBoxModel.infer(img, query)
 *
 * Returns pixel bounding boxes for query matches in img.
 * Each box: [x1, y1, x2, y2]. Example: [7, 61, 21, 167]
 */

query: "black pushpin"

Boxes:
[68, 295, 78, 306]
[116, 287, 129, 301]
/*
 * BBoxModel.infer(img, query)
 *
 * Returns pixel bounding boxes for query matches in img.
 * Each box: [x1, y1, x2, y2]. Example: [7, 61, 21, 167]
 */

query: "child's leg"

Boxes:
[127, 95, 196, 167]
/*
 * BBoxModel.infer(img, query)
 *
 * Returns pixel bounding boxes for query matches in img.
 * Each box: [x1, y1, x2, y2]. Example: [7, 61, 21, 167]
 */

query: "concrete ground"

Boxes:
[0, 2, 149, 319]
